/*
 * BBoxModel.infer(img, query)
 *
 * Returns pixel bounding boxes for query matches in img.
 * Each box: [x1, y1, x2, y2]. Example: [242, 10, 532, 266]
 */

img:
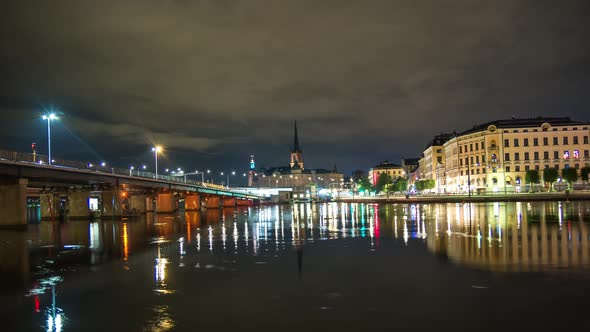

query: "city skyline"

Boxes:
[2, 1, 590, 175]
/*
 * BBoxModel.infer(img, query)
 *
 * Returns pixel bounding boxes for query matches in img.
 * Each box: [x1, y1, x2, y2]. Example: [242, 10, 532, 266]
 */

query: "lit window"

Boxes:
[573, 150, 579, 159]
[564, 151, 570, 159]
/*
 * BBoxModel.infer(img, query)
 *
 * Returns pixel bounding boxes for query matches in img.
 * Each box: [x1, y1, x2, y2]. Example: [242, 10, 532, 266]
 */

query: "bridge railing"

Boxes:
[0, 149, 231, 190]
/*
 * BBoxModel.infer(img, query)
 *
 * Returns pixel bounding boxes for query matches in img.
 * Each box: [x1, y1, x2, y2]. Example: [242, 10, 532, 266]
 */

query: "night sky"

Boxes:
[2, 1, 590, 181]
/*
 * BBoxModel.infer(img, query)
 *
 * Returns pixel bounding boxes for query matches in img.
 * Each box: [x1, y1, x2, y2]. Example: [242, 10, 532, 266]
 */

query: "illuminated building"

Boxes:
[368, 161, 405, 186]
[417, 133, 454, 192]
[433, 117, 590, 193]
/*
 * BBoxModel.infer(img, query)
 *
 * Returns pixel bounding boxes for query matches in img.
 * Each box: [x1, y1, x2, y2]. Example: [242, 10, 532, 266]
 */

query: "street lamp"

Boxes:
[41, 113, 58, 165]
[152, 145, 162, 179]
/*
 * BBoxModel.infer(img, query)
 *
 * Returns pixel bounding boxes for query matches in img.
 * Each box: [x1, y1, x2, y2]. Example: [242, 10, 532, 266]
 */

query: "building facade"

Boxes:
[439, 117, 590, 193]
[418, 133, 453, 192]
[368, 161, 405, 186]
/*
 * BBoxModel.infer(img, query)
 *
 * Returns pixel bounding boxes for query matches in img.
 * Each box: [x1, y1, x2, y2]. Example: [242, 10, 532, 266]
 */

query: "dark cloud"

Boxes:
[1, 0, 590, 177]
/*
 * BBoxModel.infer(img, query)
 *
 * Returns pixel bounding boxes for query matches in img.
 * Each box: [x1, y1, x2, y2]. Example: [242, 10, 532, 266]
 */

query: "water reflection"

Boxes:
[2, 201, 590, 330]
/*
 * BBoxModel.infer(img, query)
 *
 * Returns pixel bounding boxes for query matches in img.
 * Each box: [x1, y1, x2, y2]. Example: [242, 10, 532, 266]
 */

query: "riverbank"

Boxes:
[334, 191, 590, 204]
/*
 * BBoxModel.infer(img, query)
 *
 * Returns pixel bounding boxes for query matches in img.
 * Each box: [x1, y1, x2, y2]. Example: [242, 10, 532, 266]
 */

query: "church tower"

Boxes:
[290, 121, 304, 170]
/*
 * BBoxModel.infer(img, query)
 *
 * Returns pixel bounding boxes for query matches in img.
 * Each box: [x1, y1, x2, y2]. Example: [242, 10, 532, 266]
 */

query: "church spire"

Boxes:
[292, 120, 301, 152]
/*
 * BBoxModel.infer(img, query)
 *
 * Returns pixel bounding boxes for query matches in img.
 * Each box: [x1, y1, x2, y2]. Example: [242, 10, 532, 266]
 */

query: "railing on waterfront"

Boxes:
[0, 149, 227, 190]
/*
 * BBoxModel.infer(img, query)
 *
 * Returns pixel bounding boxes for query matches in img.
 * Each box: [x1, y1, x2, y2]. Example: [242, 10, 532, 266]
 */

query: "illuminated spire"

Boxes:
[292, 120, 301, 152]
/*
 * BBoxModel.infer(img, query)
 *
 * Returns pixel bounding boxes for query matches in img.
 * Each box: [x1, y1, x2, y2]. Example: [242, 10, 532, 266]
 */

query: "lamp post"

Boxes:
[41, 113, 58, 165]
[152, 145, 162, 179]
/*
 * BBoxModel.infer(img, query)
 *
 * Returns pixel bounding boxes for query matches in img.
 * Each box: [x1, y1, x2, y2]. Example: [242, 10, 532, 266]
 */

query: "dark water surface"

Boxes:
[1, 201, 590, 331]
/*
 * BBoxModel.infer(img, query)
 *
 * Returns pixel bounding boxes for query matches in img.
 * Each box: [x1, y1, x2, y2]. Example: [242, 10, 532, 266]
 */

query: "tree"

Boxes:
[561, 168, 578, 188]
[525, 170, 540, 191]
[392, 177, 408, 193]
[543, 168, 559, 192]
[425, 179, 436, 191]
[359, 176, 374, 193]
[376, 173, 393, 193]
[581, 166, 590, 182]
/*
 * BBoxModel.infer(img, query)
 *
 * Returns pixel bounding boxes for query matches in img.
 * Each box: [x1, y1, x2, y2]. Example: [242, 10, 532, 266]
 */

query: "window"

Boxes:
[574, 136, 579, 144]
[585, 150, 590, 158]
[465, 157, 468, 165]
[564, 164, 570, 169]
[482, 155, 486, 163]
[554, 151, 559, 159]
[564, 151, 570, 159]
[584, 136, 589, 144]
[471, 169, 474, 175]
[535, 165, 539, 171]
[437, 156, 442, 163]
[480, 142, 484, 149]
[563, 136, 568, 145]
[470, 143, 473, 152]
[534, 152, 539, 160]
[553, 137, 558, 145]
[506, 166, 511, 172]
[543, 137, 548, 145]
[470, 157, 474, 165]
[504, 153, 510, 161]
[514, 152, 520, 161]
[544, 151, 549, 160]
[555, 164, 559, 170]
[524, 138, 529, 147]
[476, 169, 480, 174]
[504, 139, 509, 147]
[533, 138, 539, 146]
[544, 165, 549, 169]
[524, 152, 529, 160]
[525, 166, 530, 171]
[476, 156, 479, 164]
[574, 150, 579, 159]
[514, 138, 519, 147]
[460, 171, 463, 176]
[575, 164, 580, 169]
[491, 154, 497, 162]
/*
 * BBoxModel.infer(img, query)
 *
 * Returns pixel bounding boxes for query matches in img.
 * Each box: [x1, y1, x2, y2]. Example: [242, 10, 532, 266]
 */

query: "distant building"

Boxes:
[368, 161, 405, 186]
[254, 121, 344, 199]
[401, 157, 420, 176]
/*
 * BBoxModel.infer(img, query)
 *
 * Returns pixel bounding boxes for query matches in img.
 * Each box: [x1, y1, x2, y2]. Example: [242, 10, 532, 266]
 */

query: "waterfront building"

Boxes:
[438, 117, 590, 193]
[418, 133, 454, 192]
[368, 161, 405, 186]
[254, 121, 344, 199]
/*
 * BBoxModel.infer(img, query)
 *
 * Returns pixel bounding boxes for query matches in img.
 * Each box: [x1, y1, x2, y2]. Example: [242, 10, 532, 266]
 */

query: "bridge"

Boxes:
[0, 149, 264, 229]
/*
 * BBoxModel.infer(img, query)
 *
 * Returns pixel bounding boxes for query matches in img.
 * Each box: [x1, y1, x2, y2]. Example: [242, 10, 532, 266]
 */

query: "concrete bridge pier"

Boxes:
[146, 195, 156, 212]
[204, 195, 221, 209]
[0, 178, 28, 229]
[185, 194, 201, 211]
[129, 194, 147, 213]
[223, 197, 237, 208]
[102, 190, 125, 217]
[237, 199, 254, 207]
[40, 193, 60, 220]
[157, 192, 178, 213]
[67, 191, 90, 220]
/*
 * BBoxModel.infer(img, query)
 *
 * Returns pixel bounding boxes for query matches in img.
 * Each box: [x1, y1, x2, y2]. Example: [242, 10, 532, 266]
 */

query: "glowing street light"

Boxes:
[152, 145, 162, 179]
[41, 112, 58, 165]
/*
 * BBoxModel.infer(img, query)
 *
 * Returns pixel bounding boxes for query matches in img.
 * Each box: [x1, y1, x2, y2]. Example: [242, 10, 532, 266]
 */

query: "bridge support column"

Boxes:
[237, 199, 254, 207]
[0, 178, 28, 229]
[185, 194, 201, 211]
[40, 193, 59, 220]
[102, 190, 124, 217]
[146, 195, 155, 212]
[156, 192, 177, 213]
[223, 197, 237, 208]
[68, 191, 90, 220]
[205, 196, 221, 209]
[129, 194, 147, 213]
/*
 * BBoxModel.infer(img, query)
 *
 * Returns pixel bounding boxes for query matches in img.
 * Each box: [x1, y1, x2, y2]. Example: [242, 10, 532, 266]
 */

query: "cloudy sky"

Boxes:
[1, 0, 589, 180]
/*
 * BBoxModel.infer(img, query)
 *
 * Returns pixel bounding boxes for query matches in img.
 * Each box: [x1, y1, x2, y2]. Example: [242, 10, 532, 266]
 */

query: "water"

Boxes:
[1, 201, 590, 331]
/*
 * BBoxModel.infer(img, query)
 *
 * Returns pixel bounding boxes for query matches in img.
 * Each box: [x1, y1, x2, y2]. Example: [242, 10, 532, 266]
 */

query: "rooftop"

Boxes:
[460, 117, 589, 135]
